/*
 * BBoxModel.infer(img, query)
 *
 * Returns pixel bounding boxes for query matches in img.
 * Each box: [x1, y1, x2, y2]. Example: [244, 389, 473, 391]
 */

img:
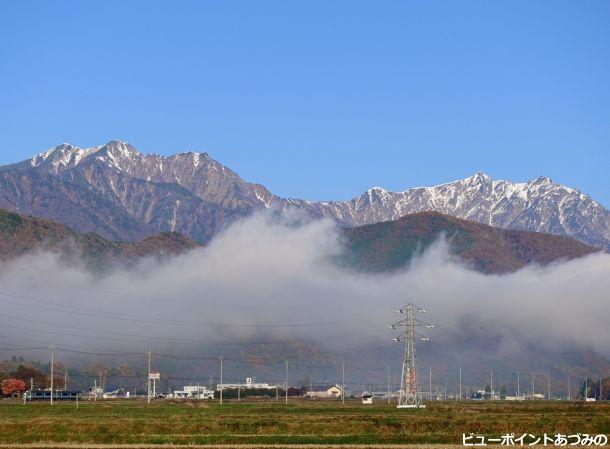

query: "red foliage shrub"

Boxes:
[2, 378, 26, 396]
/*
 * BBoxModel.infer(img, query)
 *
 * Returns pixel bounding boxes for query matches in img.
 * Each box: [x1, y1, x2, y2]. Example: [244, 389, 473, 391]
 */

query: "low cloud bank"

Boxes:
[0, 212, 608, 360]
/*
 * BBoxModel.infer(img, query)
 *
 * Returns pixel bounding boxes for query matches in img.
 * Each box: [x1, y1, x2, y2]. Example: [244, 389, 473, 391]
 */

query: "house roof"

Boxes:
[307, 384, 342, 392]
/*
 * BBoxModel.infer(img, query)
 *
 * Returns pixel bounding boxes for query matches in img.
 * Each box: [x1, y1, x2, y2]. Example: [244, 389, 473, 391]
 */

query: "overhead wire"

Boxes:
[0, 290, 395, 328]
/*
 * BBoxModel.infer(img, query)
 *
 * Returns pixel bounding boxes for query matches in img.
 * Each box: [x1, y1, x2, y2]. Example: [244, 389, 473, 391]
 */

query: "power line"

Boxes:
[0, 312, 394, 348]
[0, 290, 395, 328]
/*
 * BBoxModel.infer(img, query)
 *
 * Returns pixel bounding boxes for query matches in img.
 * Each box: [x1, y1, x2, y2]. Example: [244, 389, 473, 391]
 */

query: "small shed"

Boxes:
[361, 391, 373, 404]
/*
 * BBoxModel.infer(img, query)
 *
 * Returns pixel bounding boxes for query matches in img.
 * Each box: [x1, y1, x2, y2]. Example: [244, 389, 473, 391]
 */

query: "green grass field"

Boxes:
[0, 399, 608, 447]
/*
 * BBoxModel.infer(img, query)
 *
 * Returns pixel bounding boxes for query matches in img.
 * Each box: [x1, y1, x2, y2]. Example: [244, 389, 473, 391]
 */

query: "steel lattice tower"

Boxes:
[390, 303, 432, 408]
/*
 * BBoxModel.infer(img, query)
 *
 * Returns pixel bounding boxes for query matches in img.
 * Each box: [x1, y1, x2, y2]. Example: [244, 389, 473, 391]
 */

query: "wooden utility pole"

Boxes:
[342, 362, 345, 405]
[50, 345, 54, 405]
[387, 366, 391, 405]
[285, 360, 289, 405]
[219, 355, 223, 405]
[147, 351, 151, 404]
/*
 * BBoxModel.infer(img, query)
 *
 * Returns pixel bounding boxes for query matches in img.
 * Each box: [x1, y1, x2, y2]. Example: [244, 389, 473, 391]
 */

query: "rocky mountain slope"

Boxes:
[1, 141, 608, 248]
[340, 211, 599, 274]
[286, 173, 610, 251]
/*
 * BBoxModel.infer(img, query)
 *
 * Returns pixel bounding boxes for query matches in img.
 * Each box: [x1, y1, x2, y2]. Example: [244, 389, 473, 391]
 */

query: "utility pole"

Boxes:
[490, 370, 493, 400]
[64, 371, 68, 391]
[30, 378, 33, 399]
[219, 355, 223, 405]
[285, 360, 289, 405]
[390, 303, 432, 408]
[517, 370, 520, 397]
[532, 373, 535, 399]
[50, 345, 54, 406]
[387, 366, 391, 405]
[547, 371, 551, 400]
[568, 373, 571, 400]
[599, 376, 602, 401]
[429, 367, 432, 401]
[341, 361, 345, 405]
[459, 368, 462, 401]
[147, 351, 151, 404]
[585, 377, 588, 400]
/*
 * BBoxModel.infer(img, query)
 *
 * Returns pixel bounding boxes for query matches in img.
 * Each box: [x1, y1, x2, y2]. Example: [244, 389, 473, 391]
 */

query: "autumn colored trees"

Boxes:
[10, 365, 48, 389]
[1, 378, 26, 396]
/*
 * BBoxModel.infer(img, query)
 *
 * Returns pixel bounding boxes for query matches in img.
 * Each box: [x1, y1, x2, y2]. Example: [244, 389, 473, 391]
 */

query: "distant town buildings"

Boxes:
[170, 385, 215, 400]
[216, 377, 277, 391]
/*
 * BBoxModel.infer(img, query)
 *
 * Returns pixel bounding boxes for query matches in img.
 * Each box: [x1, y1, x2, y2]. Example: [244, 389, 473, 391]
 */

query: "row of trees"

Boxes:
[0, 359, 145, 397]
[0, 364, 48, 397]
[580, 377, 610, 400]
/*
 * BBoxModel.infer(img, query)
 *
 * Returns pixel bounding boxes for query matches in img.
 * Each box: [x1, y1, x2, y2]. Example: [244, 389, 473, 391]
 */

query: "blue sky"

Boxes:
[1, 1, 609, 206]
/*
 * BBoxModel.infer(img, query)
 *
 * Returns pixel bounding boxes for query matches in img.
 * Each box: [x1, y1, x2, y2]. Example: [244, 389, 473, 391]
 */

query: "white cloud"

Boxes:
[0, 212, 608, 361]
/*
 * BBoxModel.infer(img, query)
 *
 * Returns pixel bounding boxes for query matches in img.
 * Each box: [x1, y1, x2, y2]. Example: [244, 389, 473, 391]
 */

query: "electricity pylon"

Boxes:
[390, 303, 433, 409]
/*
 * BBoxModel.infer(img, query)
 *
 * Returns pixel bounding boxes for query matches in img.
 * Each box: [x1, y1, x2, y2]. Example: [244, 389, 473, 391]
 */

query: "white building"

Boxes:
[102, 388, 130, 399]
[171, 385, 215, 400]
[306, 385, 343, 399]
[216, 377, 277, 391]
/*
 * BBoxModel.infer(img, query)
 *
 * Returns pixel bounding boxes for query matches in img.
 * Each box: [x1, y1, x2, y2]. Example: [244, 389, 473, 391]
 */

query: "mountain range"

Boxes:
[0, 207, 598, 274]
[1, 141, 608, 249]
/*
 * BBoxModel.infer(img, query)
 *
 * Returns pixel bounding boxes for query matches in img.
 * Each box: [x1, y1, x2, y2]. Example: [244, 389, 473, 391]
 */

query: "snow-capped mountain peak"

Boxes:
[29, 141, 140, 171]
[28, 141, 221, 175]
[465, 172, 492, 185]
[30, 143, 102, 172]
[10, 142, 610, 249]
[281, 172, 609, 249]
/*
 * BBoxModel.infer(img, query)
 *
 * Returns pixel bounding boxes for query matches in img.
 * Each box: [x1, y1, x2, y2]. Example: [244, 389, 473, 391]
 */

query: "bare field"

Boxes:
[0, 399, 607, 447]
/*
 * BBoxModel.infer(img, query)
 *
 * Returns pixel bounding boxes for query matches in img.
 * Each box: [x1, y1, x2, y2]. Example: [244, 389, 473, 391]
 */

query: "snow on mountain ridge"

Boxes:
[16, 141, 610, 249]
[277, 171, 609, 249]
[30, 143, 101, 170]
[27, 141, 215, 176]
